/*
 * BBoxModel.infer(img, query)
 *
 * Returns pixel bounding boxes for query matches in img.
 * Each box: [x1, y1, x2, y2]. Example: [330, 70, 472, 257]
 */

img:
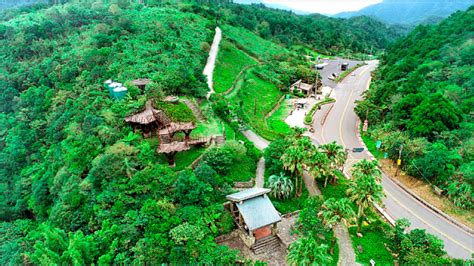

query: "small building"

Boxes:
[290, 79, 317, 97]
[226, 188, 281, 251]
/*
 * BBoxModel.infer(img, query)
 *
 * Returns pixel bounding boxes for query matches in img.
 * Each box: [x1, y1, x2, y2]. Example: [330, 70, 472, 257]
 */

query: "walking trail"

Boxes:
[203, 27, 222, 99]
[242, 129, 358, 265]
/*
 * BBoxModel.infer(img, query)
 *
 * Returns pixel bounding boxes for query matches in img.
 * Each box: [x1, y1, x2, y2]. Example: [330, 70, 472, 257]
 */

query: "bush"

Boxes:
[202, 147, 236, 175]
[304, 98, 336, 125]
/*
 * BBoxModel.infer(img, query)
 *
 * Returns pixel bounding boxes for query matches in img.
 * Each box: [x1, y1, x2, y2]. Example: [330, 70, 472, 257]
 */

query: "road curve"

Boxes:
[313, 61, 473, 259]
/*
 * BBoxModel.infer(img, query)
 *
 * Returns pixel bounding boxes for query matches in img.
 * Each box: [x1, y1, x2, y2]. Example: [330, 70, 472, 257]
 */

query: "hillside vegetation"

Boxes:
[0, 1, 406, 264]
[356, 7, 473, 209]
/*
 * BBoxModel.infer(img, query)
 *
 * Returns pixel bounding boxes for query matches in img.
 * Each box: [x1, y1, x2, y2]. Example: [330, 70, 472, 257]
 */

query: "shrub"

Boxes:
[202, 147, 236, 175]
[268, 173, 294, 199]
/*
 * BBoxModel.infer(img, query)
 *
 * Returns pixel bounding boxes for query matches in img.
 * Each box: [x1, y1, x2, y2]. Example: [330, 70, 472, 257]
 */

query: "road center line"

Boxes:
[384, 189, 473, 253]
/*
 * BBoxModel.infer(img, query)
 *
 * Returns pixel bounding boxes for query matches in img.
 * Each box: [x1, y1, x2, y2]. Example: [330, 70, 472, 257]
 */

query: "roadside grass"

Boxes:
[348, 219, 394, 266]
[230, 71, 284, 141]
[362, 129, 474, 228]
[304, 97, 336, 125]
[335, 63, 365, 83]
[266, 100, 292, 136]
[213, 40, 258, 93]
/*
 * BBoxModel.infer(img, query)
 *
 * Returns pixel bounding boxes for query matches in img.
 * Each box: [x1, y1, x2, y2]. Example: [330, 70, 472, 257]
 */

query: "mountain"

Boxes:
[335, 0, 473, 25]
[355, 7, 473, 209]
[0, 1, 401, 264]
[0, 0, 45, 10]
[233, 0, 310, 15]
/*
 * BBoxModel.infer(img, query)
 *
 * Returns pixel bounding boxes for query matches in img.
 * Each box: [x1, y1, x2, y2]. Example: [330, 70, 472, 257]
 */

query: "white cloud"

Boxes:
[262, 0, 383, 15]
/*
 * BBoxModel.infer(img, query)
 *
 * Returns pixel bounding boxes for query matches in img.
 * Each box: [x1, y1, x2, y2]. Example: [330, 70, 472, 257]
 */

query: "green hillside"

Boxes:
[356, 7, 473, 209]
[0, 1, 413, 265]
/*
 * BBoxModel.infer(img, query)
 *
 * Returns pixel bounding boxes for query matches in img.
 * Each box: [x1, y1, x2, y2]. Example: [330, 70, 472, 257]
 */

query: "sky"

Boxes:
[240, 0, 383, 15]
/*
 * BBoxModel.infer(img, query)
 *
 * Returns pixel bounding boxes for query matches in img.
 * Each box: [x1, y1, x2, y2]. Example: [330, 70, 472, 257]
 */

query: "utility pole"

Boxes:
[395, 144, 403, 176]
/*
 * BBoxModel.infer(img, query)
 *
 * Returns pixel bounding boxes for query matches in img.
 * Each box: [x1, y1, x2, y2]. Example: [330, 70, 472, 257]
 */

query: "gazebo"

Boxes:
[131, 78, 151, 91]
[124, 100, 171, 137]
[157, 141, 191, 166]
[226, 188, 281, 252]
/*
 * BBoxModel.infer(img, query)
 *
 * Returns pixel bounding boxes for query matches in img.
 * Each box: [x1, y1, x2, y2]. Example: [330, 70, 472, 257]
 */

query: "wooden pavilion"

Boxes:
[158, 122, 196, 141]
[124, 100, 171, 137]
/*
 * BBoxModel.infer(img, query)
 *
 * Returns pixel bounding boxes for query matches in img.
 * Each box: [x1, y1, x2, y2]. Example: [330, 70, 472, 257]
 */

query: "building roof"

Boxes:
[226, 188, 271, 202]
[157, 141, 190, 154]
[159, 122, 196, 135]
[235, 195, 281, 231]
[291, 80, 315, 91]
[124, 100, 171, 125]
[131, 78, 151, 86]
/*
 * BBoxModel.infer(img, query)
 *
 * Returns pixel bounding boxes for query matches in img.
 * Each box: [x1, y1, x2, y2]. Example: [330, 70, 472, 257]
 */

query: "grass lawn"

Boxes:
[348, 225, 394, 266]
[225, 156, 256, 183]
[157, 146, 204, 171]
[230, 71, 284, 141]
[222, 25, 287, 61]
[360, 132, 384, 159]
[213, 40, 258, 93]
[266, 100, 292, 136]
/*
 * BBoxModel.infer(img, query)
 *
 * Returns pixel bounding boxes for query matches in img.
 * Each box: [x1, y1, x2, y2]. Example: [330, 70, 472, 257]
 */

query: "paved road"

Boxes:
[313, 61, 474, 259]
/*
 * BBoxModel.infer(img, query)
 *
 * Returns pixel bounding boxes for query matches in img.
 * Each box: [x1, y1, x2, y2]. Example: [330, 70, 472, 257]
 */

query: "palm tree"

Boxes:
[268, 173, 294, 200]
[347, 172, 385, 232]
[307, 150, 332, 187]
[351, 159, 381, 181]
[281, 137, 313, 196]
[287, 237, 333, 265]
[318, 198, 356, 229]
[320, 141, 348, 184]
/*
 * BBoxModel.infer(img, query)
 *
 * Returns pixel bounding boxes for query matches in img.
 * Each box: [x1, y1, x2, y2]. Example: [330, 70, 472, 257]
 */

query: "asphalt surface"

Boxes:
[316, 58, 360, 87]
[313, 60, 474, 259]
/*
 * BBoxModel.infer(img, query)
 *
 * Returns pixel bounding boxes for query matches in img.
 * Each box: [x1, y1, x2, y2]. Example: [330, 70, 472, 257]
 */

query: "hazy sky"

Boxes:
[259, 0, 383, 15]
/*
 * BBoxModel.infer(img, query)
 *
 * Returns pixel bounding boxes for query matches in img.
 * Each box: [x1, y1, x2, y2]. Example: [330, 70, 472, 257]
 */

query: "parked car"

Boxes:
[352, 147, 364, 152]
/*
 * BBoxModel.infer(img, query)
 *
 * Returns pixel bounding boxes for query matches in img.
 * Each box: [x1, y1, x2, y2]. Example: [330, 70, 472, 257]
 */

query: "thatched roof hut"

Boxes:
[125, 100, 171, 126]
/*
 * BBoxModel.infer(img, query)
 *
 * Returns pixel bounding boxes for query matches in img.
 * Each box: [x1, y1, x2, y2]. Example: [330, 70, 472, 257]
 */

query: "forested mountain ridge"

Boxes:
[0, 1, 402, 264]
[335, 0, 473, 25]
[356, 7, 474, 209]
[215, 3, 400, 54]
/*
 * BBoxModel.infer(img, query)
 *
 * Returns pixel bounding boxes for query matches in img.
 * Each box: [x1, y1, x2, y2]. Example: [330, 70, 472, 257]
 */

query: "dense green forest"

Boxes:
[210, 3, 400, 54]
[356, 7, 473, 209]
[0, 1, 406, 264]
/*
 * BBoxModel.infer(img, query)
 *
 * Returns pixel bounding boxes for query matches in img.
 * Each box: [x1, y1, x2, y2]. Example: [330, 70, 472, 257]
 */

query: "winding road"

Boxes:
[312, 61, 473, 259]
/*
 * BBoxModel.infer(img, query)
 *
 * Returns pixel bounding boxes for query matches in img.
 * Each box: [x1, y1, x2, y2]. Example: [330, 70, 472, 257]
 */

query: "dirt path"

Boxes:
[203, 27, 222, 99]
[255, 157, 265, 188]
[302, 171, 321, 196]
[334, 224, 358, 266]
[241, 129, 269, 150]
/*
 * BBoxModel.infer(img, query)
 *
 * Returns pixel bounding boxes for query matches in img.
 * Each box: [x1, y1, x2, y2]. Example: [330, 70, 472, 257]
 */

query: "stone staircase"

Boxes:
[183, 99, 206, 121]
[251, 235, 281, 255]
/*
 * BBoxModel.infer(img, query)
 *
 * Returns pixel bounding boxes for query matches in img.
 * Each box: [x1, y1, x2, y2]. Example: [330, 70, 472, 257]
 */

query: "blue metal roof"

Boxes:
[236, 195, 281, 231]
[226, 188, 270, 202]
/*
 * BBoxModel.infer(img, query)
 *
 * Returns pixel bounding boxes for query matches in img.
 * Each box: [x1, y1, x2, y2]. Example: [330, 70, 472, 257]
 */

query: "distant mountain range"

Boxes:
[0, 0, 46, 11]
[334, 0, 473, 25]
